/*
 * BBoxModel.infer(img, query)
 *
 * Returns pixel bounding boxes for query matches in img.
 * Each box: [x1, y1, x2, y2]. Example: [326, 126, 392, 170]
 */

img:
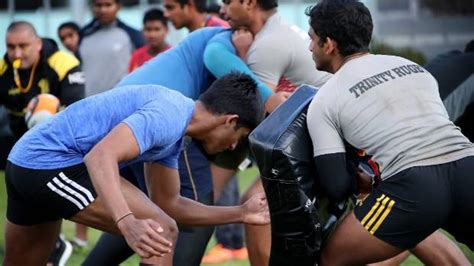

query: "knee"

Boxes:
[158, 216, 179, 243]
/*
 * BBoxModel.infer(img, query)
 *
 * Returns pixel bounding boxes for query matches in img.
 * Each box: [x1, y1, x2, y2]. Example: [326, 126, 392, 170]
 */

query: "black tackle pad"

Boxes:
[249, 85, 323, 265]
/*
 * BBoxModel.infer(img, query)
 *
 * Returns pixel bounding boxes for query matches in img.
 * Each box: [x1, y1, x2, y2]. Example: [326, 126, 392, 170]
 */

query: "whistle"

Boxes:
[13, 59, 21, 69]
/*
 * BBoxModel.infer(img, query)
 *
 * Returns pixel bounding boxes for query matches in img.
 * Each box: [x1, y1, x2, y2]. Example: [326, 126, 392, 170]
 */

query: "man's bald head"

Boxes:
[7, 21, 38, 37]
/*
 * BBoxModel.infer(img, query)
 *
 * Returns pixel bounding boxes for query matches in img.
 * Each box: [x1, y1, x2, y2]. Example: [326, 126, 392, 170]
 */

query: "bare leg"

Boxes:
[370, 230, 469, 266]
[70, 177, 178, 265]
[368, 251, 410, 266]
[321, 212, 403, 265]
[409, 230, 470, 266]
[4, 219, 62, 266]
[241, 177, 271, 266]
[75, 224, 88, 241]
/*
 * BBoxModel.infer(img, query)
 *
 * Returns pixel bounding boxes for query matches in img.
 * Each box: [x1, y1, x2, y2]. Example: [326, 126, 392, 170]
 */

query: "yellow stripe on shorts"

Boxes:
[361, 194, 385, 225]
[365, 196, 390, 230]
[360, 194, 396, 235]
[370, 199, 395, 234]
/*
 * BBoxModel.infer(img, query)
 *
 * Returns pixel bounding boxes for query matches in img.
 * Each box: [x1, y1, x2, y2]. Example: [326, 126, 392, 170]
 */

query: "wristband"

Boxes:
[115, 212, 133, 225]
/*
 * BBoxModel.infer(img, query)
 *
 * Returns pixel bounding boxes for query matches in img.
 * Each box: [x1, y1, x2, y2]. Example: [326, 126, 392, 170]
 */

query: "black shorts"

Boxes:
[354, 156, 474, 249]
[5, 161, 97, 226]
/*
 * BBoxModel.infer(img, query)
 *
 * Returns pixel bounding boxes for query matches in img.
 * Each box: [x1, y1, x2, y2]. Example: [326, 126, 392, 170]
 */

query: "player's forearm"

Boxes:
[84, 148, 131, 221]
[203, 42, 272, 102]
[163, 196, 245, 226]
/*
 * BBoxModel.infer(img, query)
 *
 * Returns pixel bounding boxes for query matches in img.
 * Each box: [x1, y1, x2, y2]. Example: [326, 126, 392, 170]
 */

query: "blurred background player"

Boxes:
[79, 0, 144, 97]
[163, 0, 229, 32]
[57, 22, 81, 58]
[425, 39, 474, 141]
[0, 21, 84, 140]
[128, 8, 170, 72]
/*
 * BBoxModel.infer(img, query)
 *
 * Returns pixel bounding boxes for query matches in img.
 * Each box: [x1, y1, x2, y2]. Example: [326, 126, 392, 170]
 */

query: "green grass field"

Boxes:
[1, 169, 472, 265]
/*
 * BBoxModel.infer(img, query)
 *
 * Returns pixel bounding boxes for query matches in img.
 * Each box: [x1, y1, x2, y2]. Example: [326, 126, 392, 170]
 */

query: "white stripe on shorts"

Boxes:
[47, 182, 85, 210]
[58, 172, 94, 202]
[52, 177, 91, 207]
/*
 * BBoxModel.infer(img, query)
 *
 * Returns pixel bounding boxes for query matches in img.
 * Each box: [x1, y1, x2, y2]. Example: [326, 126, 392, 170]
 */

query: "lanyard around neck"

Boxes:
[13, 59, 39, 94]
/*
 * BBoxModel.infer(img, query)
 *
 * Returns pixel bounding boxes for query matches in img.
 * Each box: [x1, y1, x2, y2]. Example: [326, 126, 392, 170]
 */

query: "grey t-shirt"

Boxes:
[247, 13, 332, 89]
[80, 24, 134, 96]
[307, 54, 474, 179]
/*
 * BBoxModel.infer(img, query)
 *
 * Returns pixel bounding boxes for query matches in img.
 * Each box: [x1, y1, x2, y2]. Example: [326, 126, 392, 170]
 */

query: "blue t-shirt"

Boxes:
[8, 85, 195, 170]
[118, 27, 272, 101]
[118, 27, 227, 100]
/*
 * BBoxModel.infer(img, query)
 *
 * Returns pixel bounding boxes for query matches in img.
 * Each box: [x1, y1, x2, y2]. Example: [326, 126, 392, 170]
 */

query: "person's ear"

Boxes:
[224, 114, 239, 127]
[244, 0, 256, 10]
[325, 37, 337, 55]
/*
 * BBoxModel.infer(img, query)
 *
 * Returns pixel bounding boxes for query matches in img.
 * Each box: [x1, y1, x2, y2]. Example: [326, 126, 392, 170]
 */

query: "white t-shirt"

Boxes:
[307, 54, 474, 179]
[247, 13, 332, 90]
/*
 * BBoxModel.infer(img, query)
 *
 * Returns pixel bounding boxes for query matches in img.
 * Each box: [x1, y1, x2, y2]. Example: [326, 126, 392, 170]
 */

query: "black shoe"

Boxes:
[48, 236, 73, 266]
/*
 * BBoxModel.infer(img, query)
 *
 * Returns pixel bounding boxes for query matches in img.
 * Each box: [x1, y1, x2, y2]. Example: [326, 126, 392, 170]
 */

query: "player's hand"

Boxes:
[356, 168, 373, 195]
[232, 28, 253, 60]
[265, 91, 291, 113]
[117, 214, 173, 258]
[241, 192, 270, 225]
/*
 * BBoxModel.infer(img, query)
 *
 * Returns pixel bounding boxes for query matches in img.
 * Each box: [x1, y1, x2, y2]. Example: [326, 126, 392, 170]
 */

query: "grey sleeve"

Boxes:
[307, 91, 346, 157]
[443, 74, 474, 121]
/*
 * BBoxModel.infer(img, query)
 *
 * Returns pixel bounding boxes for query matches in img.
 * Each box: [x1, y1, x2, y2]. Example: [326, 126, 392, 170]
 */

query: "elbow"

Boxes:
[314, 153, 355, 202]
[321, 178, 354, 202]
[315, 153, 355, 202]
[84, 145, 105, 167]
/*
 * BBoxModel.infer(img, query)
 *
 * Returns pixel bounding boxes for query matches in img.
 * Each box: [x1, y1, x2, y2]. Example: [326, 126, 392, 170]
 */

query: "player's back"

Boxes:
[312, 54, 474, 179]
[8, 85, 194, 170]
[117, 27, 228, 100]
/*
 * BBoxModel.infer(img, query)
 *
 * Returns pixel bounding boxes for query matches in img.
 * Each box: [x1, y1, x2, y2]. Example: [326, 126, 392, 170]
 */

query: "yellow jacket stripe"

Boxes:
[0, 59, 8, 76]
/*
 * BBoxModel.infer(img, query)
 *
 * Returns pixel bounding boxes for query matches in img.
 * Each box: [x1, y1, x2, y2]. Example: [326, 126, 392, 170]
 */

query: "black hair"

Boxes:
[143, 8, 168, 26]
[305, 0, 373, 56]
[465, 39, 474, 53]
[257, 0, 278, 11]
[7, 21, 38, 37]
[176, 0, 208, 13]
[199, 72, 264, 130]
[206, 2, 221, 13]
[57, 21, 80, 35]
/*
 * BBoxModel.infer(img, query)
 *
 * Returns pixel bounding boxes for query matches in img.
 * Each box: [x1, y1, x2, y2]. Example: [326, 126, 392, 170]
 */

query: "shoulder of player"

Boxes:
[312, 75, 345, 102]
[0, 58, 8, 76]
[47, 51, 81, 81]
